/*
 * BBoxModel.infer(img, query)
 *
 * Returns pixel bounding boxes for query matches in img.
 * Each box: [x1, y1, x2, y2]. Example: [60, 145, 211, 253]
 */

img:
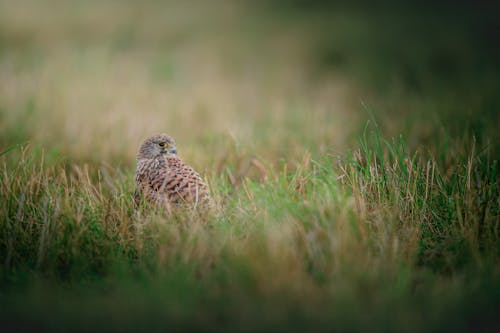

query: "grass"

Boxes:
[1, 0, 499, 332]
[1, 127, 498, 332]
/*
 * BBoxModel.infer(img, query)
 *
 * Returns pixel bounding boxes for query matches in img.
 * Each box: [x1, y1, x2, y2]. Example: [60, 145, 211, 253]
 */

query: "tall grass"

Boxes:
[1, 125, 498, 331]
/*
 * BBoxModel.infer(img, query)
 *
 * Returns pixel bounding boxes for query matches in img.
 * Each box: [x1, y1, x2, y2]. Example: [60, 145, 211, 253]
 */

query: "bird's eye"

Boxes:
[158, 142, 166, 147]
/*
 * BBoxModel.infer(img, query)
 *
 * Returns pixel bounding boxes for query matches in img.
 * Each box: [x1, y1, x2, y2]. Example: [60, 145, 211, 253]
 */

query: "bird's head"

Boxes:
[137, 133, 177, 160]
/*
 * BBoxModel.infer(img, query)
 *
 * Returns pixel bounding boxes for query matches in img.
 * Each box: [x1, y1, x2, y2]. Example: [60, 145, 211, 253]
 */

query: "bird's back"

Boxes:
[164, 157, 211, 205]
[135, 156, 211, 208]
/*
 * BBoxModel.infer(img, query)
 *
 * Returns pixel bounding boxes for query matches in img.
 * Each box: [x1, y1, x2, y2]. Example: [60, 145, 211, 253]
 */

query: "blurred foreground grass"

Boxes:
[1, 0, 499, 332]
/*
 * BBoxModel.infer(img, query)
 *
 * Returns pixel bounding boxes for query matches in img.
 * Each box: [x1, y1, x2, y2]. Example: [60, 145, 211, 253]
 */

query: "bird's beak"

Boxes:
[169, 148, 177, 155]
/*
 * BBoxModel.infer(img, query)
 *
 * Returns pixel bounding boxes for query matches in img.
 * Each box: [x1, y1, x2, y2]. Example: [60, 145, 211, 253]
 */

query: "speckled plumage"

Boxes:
[134, 134, 211, 209]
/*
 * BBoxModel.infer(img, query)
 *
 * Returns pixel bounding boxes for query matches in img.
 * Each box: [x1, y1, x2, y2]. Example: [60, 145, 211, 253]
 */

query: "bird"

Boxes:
[134, 133, 212, 210]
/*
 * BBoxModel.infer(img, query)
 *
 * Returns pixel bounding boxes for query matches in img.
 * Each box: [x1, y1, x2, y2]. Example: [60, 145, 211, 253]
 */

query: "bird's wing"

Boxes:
[165, 158, 211, 206]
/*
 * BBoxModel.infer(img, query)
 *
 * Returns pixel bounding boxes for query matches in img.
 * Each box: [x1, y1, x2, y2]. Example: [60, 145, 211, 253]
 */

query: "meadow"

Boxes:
[1, 1, 499, 332]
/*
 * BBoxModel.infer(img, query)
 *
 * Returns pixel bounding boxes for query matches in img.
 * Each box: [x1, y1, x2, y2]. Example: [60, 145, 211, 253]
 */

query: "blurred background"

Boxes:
[1, 0, 498, 168]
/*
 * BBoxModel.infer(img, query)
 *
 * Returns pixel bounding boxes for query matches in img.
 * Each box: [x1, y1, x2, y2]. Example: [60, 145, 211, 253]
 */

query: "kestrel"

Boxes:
[134, 134, 211, 210]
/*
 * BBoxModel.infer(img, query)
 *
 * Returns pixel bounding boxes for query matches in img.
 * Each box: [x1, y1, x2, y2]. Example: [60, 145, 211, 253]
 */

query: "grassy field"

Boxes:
[1, 1, 499, 332]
